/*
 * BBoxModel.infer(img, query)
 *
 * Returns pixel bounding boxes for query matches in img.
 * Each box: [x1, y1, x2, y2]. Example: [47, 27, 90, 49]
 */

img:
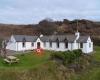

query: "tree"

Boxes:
[63, 19, 69, 24]
[2, 40, 7, 57]
[38, 19, 58, 35]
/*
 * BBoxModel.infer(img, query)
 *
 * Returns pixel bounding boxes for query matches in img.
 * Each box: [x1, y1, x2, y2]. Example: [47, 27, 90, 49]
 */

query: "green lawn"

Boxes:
[0, 51, 51, 69]
[0, 47, 100, 80]
[93, 46, 100, 61]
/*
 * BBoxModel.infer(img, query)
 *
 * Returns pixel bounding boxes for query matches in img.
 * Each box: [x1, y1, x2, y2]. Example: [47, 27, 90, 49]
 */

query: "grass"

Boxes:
[93, 46, 100, 61]
[0, 51, 51, 69]
[72, 46, 100, 80]
[0, 47, 100, 80]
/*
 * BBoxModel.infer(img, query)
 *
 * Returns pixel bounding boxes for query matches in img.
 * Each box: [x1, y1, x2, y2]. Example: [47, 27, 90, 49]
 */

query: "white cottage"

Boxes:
[6, 31, 93, 53]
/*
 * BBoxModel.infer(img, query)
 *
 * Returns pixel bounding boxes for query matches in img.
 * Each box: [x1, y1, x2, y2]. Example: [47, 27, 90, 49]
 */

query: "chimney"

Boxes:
[75, 30, 80, 40]
[75, 20, 80, 40]
[40, 34, 43, 37]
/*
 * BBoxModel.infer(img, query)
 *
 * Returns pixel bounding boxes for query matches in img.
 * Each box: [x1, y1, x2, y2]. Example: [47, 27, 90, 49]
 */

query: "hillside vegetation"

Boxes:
[0, 19, 100, 45]
[0, 47, 99, 80]
[0, 19, 100, 37]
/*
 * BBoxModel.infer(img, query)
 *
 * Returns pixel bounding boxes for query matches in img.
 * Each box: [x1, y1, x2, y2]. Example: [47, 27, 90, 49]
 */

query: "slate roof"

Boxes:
[40, 35, 77, 42]
[13, 35, 38, 42]
[77, 36, 89, 43]
[40, 36, 49, 42]
[12, 34, 89, 43]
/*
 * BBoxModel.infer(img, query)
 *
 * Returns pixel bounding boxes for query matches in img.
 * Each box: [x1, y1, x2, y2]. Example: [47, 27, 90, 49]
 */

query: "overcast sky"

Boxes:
[0, 0, 100, 24]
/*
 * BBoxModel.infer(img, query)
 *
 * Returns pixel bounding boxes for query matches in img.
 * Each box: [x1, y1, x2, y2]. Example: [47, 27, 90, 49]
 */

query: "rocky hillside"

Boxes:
[0, 24, 37, 39]
[0, 19, 100, 40]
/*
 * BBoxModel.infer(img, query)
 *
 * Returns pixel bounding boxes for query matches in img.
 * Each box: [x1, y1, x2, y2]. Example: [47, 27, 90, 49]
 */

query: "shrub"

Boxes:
[73, 49, 82, 59]
[51, 51, 65, 60]
[51, 49, 83, 65]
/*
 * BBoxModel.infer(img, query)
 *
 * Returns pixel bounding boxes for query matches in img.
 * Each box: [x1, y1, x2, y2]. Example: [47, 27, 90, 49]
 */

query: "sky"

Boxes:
[0, 0, 100, 24]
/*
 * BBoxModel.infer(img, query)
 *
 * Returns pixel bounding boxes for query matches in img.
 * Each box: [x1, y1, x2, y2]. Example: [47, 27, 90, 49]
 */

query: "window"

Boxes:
[56, 38, 59, 48]
[22, 38, 26, 47]
[49, 41, 52, 47]
[31, 42, 34, 47]
[57, 42, 59, 48]
[64, 38, 68, 48]
[22, 42, 25, 47]
[80, 43, 83, 48]
[65, 42, 68, 48]
[89, 43, 91, 48]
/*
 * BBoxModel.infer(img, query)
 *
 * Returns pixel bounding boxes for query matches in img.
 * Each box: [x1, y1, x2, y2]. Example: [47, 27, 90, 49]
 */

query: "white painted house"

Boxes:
[6, 31, 93, 53]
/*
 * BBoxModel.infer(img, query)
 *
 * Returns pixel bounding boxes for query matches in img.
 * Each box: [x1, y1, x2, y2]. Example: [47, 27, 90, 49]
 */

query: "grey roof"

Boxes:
[12, 34, 89, 43]
[77, 36, 89, 43]
[40, 36, 49, 42]
[13, 35, 38, 42]
[40, 35, 77, 42]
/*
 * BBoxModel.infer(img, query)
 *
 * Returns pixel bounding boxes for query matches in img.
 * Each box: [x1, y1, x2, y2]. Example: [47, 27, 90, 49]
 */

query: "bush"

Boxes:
[51, 49, 83, 65]
[73, 49, 82, 58]
[51, 51, 65, 60]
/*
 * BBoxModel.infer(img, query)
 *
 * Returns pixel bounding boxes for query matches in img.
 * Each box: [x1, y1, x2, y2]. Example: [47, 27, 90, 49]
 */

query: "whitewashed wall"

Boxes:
[6, 37, 44, 51]
[6, 35, 93, 53]
[68, 43, 72, 50]
[6, 35, 17, 51]
[68, 42, 79, 51]
[34, 38, 44, 49]
[82, 37, 93, 53]
[17, 42, 34, 51]
[44, 42, 69, 51]
[6, 42, 17, 51]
